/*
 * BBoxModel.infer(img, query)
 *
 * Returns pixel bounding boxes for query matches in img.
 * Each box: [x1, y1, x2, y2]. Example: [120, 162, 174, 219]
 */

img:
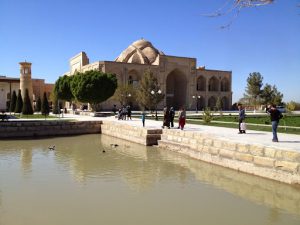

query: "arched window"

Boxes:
[128, 70, 140, 87]
[208, 77, 219, 92]
[196, 76, 206, 91]
[221, 78, 230, 92]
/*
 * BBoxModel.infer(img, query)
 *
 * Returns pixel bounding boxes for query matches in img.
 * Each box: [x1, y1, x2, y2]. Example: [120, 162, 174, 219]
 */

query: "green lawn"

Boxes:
[188, 114, 300, 127]
[186, 119, 300, 135]
[15, 114, 57, 119]
[145, 114, 300, 135]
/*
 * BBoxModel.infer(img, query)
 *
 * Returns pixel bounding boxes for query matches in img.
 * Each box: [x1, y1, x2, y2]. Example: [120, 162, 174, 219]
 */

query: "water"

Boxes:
[0, 134, 300, 225]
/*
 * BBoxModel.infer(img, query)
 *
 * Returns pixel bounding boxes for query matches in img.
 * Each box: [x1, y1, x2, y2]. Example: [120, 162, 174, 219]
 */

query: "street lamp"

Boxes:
[151, 89, 162, 120]
[192, 95, 201, 113]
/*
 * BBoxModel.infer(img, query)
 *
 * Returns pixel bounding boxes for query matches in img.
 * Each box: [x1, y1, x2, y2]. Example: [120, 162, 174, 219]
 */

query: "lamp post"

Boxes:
[151, 89, 162, 120]
[192, 95, 201, 113]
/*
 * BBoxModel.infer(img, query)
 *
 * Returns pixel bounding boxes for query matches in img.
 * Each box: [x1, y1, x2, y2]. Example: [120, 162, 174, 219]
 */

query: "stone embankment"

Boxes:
[101, 121, 162, 146]
[0, 121, 101, 138]
[158, 129, 300, 185]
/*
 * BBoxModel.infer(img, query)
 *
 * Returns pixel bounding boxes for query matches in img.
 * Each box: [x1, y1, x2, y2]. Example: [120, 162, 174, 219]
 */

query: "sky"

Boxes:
[0, 0, 299, 103]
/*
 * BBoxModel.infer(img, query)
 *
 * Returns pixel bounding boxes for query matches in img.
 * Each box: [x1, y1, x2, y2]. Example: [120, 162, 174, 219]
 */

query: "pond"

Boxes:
[0, 134, 300, 225]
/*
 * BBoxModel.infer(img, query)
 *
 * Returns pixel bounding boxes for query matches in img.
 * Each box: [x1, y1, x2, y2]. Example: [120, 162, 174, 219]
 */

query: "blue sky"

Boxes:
[1, 0, 299, 103]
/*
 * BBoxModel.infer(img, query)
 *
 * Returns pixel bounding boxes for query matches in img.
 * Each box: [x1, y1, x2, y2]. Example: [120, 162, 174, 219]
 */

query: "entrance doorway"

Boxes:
[166, 69, 187, 109]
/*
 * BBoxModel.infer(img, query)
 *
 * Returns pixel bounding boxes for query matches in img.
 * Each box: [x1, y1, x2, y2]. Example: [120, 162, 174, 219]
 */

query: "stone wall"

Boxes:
[101, 121, 162, 146]
[158, 129, 300, 185]
[0, 121, 101, 138]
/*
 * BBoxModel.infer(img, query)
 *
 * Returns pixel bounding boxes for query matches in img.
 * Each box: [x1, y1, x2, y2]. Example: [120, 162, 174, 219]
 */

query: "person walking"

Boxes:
[238, 104, 246, 134]
[141, 111, 146, 127]
[127, 105, 132, 120]
[162, 107, 170, 128]
[169, 107, 175, 128]
[178, 107, 186, 130]
[267, 104, 283, 142]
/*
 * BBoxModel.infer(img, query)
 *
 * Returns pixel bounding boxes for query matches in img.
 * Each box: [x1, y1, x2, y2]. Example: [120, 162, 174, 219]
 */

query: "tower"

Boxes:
[19, 61, 33, 106]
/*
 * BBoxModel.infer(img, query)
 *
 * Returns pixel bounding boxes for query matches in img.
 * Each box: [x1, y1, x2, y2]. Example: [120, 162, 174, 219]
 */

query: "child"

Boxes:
[141, 111, 146, 127]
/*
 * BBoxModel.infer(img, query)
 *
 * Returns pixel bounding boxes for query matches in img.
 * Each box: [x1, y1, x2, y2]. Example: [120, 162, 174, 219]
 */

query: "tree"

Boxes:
[14, 89, 23, 113]
[35, 96, 42, 112]
[71, 70, 117, 111]
[136, 70, 164, 110]
[215, 97, 222, 111]
[52, 96, 62, 114]
[260, 83, 273, 105]
[244, 72, 263, 109]
[22, 89, 34, 115]
[41, 92, 50, 116]
[260, 84, 283, 105]
[9, 90, 17, 112]
[286, 101, 296, 112]
[113, 84, 136, 106]
[54, 75, 74, 101]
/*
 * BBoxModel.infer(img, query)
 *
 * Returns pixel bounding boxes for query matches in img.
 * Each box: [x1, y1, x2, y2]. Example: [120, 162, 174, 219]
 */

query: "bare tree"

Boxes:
[203, 0, 274, 28]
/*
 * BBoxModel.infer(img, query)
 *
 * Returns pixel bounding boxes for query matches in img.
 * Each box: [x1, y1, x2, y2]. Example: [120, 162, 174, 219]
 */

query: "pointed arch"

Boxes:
[208, 77, 219, 92]
[208, 96, 216, 109]
[128, 69, 140, 87]
[196, 76, 206, 91]
[221, 77, 230, 92]
[166, 69, 187, 109]
[221, 96, 229, 110]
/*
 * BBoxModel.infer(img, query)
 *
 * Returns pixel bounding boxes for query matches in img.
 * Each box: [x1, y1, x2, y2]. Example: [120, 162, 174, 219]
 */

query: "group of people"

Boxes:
[238, 103, 283, 142]
[162, 106, 186, 130]
[116, 105, 132, 120]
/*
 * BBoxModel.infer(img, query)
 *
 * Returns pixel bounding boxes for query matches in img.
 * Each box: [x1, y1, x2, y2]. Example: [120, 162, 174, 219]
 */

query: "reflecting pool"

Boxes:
[0, 134, 300, 225]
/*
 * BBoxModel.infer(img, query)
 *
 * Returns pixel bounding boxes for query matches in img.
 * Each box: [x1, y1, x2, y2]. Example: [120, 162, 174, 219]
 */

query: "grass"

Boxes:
[144, 114, 300, 135]
[14, 114, 57, 119]
[188, 114, 300, 127]
[186, 119, 300, 135]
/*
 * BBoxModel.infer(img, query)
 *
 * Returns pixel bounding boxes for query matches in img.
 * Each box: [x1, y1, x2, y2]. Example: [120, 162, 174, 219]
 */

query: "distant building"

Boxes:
[64, 39, 232, 110]
[0, 62, 54, 111]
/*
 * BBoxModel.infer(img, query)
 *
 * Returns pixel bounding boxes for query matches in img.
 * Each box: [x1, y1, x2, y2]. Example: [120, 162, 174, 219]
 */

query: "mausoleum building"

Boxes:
[64, 39, 232, 110]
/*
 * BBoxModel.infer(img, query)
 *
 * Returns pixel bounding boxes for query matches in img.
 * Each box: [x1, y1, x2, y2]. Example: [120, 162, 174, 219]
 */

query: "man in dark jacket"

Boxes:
[238, 104, 246, 134]
[267, 104, 283, 142]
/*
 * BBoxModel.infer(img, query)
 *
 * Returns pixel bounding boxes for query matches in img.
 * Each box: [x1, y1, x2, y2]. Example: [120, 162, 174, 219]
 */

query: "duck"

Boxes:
[110, 144, 119, 147]
[48, 145, 55, 150]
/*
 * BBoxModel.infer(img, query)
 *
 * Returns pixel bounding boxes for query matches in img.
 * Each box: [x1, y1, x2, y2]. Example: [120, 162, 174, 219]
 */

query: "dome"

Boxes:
[115, 39, 164, 65]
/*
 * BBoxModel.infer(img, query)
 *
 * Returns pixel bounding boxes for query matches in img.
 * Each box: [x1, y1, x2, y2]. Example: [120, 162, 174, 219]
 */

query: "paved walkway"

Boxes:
[60, 113, 300, 152]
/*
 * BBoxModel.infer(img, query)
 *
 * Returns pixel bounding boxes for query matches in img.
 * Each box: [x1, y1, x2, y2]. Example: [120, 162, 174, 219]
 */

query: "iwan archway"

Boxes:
[166, 69, 187, 109]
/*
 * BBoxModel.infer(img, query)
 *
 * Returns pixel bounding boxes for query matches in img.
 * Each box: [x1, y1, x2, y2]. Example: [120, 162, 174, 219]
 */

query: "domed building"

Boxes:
[64, 39, 232, 110]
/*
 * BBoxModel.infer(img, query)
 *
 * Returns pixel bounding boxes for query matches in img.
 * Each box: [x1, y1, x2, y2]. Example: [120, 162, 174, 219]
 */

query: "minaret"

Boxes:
[19, 61, 33, 106]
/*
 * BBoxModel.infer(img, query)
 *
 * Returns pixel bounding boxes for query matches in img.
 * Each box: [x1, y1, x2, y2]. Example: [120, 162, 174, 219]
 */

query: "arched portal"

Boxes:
[197, 96, 205, 111]
[166, 69, 187, 109]
[208, 96, 216, 110]
[221, 96, 229, 110]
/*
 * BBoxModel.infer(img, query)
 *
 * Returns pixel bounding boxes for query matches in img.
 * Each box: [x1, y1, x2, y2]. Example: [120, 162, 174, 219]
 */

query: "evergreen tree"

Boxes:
[244, 72, 263, 109]
[9, 90, 17, 112]
[52, 96, 61, 114]
[41, 92, 50, 116]
[22, 89, 34, 115]
[35, 96, 42, 112]
[14, 89, 23, 113]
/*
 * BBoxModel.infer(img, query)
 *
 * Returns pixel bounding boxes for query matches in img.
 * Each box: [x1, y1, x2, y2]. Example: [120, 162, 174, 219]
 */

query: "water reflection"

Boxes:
[158, 149, 300, 217]
[0, 134, 300, 225]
